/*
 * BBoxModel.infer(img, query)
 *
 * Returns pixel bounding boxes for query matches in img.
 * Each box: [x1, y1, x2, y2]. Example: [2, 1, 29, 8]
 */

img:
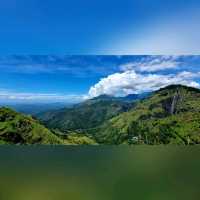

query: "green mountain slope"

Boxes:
[0, 107, 97, 145]
[37, 97, 133, 133]
[53, 130, 97, 145]
[95, 85, 200, 145]
[0, 107, 63, 144]
[4, 84, 200, 145]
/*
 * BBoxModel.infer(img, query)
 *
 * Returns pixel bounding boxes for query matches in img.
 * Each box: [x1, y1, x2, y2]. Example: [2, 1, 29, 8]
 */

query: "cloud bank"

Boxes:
[88, 55, 200, 98]
[88, 70, 200, 98]
[0, 91, 87, 103]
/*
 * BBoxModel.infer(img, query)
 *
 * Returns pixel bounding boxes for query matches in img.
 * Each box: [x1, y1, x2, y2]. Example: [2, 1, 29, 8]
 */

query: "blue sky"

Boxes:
[0, 0, 200, 54]
[0, 1, 200, 103]
[0, 55, 200, 103]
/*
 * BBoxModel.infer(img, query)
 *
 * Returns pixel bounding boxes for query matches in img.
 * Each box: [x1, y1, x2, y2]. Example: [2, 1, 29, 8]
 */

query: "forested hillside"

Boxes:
[95, 85, 200, 145]
[37, 95, 134, 133]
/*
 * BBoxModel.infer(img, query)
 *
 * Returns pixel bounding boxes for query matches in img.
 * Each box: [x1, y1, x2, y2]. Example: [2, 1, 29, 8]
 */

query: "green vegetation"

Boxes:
[0, 107, 98, 145]
[57, 131, 97, 145]
[0, 107, 63, 144]
[95, 85, 200, 145]
[2, 85, 200, 145]
[37, 96, 132, 133]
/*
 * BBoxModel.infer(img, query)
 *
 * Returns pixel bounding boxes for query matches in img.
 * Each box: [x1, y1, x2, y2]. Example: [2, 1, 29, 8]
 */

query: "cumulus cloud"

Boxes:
[88, 70, 200, 98]
[120, 55, 180, 72]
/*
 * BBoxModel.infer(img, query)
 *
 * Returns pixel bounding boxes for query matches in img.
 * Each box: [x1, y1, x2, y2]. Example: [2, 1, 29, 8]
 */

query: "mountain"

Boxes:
[1, 85, 200, 145]
[0, 107, 63, 144]
[95, 85, 200, 145]
[89, 93, 150, 103]
[37, 95, 135, 133]
[0, 107, 97, 145]
[0, 102, 69, 115]
[115, 92, 150, 102]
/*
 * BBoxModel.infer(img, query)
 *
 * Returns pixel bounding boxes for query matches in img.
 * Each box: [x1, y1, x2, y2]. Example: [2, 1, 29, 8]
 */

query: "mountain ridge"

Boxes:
[1, 84, 200, 145]
[94, 84, 200, 144]
[37, 91, 150, 132]
[37, 96, 134, 133]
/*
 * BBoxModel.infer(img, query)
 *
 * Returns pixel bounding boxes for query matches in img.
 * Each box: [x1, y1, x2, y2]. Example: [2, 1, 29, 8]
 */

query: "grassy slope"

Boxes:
[96, 85, 200, 145]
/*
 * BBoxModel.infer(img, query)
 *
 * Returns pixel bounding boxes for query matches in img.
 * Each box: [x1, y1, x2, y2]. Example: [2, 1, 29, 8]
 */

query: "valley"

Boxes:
[1, 85, 200, 145]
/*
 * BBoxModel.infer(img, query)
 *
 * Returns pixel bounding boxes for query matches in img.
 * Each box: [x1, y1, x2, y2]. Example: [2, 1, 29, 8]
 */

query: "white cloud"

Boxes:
[88, 70, 200, 98]
[0, 91, 87, 103]
[120, 56, 180, 72]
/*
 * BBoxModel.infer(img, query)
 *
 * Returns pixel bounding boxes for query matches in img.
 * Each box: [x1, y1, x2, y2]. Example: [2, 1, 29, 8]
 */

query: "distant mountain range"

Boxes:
[88, 92, 150, 103]
[0, 93, 150, 116]
[1, 85, 200, 145]
[0, 102, 70, 115]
